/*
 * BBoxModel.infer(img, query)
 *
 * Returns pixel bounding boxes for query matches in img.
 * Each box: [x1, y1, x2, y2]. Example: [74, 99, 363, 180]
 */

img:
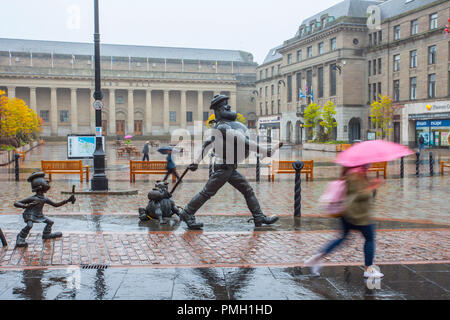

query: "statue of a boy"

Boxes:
[14, 172, 76, 247]
[138, 181, 181, 224]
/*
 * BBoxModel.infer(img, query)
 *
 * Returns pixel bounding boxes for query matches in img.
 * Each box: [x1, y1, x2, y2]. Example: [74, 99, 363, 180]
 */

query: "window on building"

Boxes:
[369, 33, 372, 47]
[394, 25, 401, 40]
[277, 100, 281, 114]
[393, 54, 400, 72]
[307, 46, 313, 58]
[378, 58, 382, 74]
[377, 82, 382, 98]
[393, 80, 400, 102]
[259, 70, 263, 80]
[203, 112, 209, 121]
[368, 60, 371, 76]
[296, 72, 302, 101]
[307, 69, 313, 97]
[265, 102, 268, 115]
[330, 38, 337, 51]
[40, 110, 49, 122]
[59, 110, 69, 123]
[410, 77, 417, 100]
[297, 50, 302, 62]
[259, 103, 263, 115]
[368, 84, 372, 104]
[373, 32, 378, 45]
[287, 54, 293, 64]
[271, 101, 274, 114]
[373, 59, 377, 75]
[170, 111, 177, 122]
[277, 64, 281, 74]
[410, 50, 417, 68]
[259, 87, 262, 96]
[277, 84, 280, 94]
[287, 75, 292, 102]
[428, 73, 436, 98]
[428, 45, 436, 65]
[318, 67, 324, 98]
[271, 84, 274, 96]
[318, 42, 324, 55]
[430, 13, 438, 30]
[265, 86, 268, 97]
[373, 82, 377, 102]
[265, 69, 268, 78]
[271, 66, 274, 77]
[378, 30, 382, 43]
[411, 19, 418, 35]
[187, 111, 193, 122]
[321, 17, 327, 28]
[330, 64, 337, 96]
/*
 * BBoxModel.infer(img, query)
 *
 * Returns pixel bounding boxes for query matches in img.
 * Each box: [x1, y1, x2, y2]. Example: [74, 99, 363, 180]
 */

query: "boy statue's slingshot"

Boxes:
[14, 172, 76, 247]
[179, 94, 283, 230]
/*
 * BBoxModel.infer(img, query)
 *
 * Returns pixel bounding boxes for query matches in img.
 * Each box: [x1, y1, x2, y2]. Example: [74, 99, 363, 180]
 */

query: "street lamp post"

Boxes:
[91, 0, 108, 191]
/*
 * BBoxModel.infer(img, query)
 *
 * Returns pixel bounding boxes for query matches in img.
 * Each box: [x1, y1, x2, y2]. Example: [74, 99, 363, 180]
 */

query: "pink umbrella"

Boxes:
[335, 140, 414, 167]
[124, 135, 133, 139]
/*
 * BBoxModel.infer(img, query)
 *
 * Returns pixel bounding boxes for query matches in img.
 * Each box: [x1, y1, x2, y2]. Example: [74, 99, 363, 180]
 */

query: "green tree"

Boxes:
[370, 95, 395, 139]
[303, 102, 322, 141]
[320, 101, 338, 141]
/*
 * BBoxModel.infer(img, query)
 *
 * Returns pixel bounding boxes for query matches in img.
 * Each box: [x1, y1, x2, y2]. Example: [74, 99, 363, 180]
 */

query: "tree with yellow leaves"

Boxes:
[0, 90, 41, 144]
[370, 95, 397, 140]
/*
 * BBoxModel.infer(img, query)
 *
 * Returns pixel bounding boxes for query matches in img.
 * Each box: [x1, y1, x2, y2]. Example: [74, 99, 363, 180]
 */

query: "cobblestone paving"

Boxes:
[0, 229, 448, 268]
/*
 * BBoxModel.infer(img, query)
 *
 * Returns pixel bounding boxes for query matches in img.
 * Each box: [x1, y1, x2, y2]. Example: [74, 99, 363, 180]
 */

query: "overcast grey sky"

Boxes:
[0, 0, 339, 64]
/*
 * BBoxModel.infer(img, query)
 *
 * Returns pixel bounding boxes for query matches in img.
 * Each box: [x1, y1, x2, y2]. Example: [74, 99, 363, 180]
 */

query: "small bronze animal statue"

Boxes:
[139, 181, 181, 224]
[14, 172, 76, 247]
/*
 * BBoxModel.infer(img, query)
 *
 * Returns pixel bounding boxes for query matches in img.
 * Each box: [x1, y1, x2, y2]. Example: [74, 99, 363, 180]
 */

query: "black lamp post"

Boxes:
[91, 0, 108, 191]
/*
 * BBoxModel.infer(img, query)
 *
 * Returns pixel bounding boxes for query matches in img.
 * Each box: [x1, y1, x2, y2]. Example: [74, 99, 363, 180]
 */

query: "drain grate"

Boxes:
[81, 264, 109, 270]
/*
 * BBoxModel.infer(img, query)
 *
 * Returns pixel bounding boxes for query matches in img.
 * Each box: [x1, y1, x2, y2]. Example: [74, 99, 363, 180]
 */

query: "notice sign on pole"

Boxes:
[67, 135, 105, 159]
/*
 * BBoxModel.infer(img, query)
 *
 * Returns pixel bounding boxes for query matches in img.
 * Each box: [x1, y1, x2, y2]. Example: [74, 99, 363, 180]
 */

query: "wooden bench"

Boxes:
[441, 161, 450, 175]
[268, 160, 314, 182]
[336, 144, 352, 152]
[368, 162, 387, 179]
[130, 161, 176, 183]
[41, 160, 90, 183]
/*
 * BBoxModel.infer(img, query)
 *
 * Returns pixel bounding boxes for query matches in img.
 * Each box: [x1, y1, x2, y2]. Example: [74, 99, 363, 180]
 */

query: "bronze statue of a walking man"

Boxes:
[14, 172, 76, 247]
[179, 95, 281, 230]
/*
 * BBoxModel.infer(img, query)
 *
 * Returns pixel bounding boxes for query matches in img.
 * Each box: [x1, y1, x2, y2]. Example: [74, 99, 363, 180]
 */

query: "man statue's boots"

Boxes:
[252, 213, 279, 227]
[16, 233, 28, 247]
[180, 210, 203, 230]
[42, 222, 62, 240]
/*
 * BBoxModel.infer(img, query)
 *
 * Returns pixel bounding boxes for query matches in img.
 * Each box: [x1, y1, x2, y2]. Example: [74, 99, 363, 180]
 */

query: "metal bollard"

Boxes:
[416, 152, 420, 176]
[14, 153, 20, 181]
[292, 161, 304, 217]
[0, 227, 6, 247]
[429, 152, 434, 176]
[400, 157, 404, 179]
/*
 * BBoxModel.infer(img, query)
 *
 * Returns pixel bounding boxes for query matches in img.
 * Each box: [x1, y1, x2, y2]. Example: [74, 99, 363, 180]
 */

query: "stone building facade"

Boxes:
[0, 38, 257, 138]
[257, 0, 450, 148]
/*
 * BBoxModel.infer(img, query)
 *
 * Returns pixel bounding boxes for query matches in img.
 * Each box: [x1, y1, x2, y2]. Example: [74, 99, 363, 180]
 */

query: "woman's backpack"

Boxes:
[318, 180, 348, 217]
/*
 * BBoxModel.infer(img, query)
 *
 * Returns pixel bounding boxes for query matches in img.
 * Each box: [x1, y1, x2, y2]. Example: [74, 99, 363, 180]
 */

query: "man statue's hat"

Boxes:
[210, 94, 229, 110]
[27, 171, 46, 183]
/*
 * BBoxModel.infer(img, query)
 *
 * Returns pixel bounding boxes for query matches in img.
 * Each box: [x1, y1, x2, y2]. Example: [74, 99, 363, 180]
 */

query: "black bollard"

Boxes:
[416, 152, 420, 176]
[292, 161, 304, 217]
[14, 153, 20, 181]
[429, 152, 434, 176]
[400, 157, 404, 179]
[0, 227, 6, 247]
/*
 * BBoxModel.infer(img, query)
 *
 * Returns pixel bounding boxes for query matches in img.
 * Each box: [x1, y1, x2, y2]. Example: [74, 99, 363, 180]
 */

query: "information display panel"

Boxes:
[67, 135, 105, 159]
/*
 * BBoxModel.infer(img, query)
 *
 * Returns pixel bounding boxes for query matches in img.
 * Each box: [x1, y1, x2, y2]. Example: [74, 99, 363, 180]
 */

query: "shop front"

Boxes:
[258, 116, 281, 142]
[416, 120, 450, 148]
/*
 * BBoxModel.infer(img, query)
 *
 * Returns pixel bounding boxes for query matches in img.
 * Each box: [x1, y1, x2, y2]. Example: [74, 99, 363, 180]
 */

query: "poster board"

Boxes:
[67, 135, 105, 159]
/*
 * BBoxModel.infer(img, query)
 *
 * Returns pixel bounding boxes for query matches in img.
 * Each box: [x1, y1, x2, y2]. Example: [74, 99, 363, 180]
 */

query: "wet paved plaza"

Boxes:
[0, 142, 449, 300]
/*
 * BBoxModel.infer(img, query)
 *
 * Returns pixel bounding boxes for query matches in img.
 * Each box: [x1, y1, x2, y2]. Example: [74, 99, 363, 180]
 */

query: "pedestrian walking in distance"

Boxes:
[306, 165, 384, 278]
[142, 141, 150, 161]
[418, 134, 425, 154]
[163, 149, 180, 182]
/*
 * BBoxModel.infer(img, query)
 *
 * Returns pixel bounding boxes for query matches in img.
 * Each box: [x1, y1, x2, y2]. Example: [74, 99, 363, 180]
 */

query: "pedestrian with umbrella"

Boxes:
[142, 141, 150, 161]
[158, 146, 180, 182]
[306, 140, 414, 278]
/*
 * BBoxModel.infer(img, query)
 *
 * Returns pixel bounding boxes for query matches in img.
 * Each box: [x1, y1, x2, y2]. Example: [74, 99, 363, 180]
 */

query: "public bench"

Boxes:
[41, 160, 90, 183]
[130, 160, 176, 183]
[268, 160, 314, 182]
[367, 162, 387, 179]
[441, 161, 450, 175]
[336, 144, 352, 152]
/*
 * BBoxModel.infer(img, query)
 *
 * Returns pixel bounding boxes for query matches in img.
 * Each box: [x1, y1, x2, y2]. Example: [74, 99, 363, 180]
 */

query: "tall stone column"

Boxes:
[50, 87, 58, 136]
[70, 88, 78, 134]
[145, 89, 152, 135]
[197, 91, 203, 122]
[180, 90, 187, 128]
[109, 89, 116, 136]
[90, 89, 96, 133]
[29, 87, 37, 112]
[230, 91, 237, 108]
[7, 86, 15, 99]
[163, 90, 169, 133]
[128, 89, 134, 135]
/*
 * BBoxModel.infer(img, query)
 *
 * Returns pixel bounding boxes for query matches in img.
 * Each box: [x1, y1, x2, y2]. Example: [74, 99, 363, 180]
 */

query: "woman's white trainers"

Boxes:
[364, 265, 384, 278]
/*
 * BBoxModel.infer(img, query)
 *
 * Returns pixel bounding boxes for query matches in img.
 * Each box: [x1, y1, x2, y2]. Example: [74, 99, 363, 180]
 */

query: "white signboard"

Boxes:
[67, 135, 105, 159]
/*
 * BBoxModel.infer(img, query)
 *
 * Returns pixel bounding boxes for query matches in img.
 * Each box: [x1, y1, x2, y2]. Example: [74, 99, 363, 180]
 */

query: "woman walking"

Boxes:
[306, 165, 384, 278]
[163, 149, 180, 182]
